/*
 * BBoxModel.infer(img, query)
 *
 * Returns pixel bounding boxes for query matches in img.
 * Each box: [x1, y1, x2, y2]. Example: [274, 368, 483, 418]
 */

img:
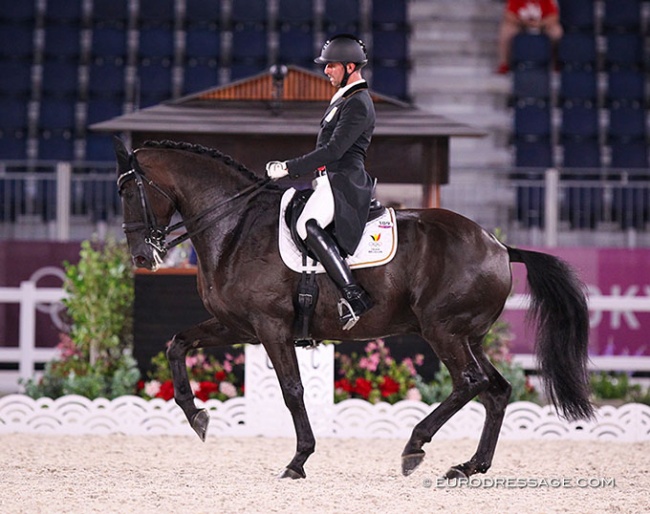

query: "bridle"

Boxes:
[116, 156, 271, 258]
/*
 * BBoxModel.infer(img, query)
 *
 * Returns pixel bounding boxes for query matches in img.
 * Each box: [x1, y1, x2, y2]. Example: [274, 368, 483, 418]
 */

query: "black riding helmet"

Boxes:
[314, 34, 368, 87]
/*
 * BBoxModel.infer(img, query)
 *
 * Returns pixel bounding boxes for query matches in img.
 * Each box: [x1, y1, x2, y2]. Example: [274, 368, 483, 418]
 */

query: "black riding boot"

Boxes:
[304, 220, 373, 330]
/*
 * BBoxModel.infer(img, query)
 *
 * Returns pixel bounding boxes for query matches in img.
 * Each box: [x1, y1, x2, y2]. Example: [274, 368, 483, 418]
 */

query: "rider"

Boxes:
[265, 34, 376, 330]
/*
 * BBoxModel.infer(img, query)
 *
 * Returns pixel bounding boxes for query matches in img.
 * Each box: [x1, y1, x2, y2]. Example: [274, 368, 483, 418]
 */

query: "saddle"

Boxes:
[284, 189, 386, 259]
[281, 188, 396, 346]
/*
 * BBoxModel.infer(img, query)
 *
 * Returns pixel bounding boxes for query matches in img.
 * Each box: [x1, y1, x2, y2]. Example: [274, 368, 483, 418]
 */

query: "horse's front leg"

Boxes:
[166, 318, 251, 441]
[262, 338, 315, 480]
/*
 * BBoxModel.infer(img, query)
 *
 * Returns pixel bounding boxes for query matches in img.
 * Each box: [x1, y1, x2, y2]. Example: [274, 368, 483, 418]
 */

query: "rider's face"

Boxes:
[324, 62, 350, 88]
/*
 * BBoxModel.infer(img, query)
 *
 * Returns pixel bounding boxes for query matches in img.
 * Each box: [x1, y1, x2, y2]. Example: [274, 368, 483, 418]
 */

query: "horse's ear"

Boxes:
[113, 136, 130, 175]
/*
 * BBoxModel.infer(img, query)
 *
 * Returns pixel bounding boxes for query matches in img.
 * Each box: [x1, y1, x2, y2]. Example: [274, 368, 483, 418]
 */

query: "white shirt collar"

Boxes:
[330, 79, 366, 105]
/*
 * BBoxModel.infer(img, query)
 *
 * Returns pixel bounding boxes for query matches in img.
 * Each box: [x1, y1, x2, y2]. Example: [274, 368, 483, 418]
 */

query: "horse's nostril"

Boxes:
[134, 255, 148, 267]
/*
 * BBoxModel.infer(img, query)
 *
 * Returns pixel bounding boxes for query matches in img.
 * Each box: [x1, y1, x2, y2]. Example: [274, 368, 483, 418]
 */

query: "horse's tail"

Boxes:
[507, 246, 594, 421]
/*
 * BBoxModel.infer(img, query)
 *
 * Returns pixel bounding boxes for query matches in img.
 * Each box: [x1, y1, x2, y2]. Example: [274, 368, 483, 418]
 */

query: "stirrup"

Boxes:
[337, 298, 360, 331]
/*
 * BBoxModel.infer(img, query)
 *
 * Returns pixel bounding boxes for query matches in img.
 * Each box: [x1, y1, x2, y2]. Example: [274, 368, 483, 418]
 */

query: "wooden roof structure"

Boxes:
[91, 66, 485, 207]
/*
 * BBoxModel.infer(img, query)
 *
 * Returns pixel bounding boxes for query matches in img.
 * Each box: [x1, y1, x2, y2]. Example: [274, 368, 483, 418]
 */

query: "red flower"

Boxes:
[335, 378, 353, 392]
[379, 376, 400, 398]
[214, 370, 227, 382]
[156, 380, 175, 401]
[136, 380, 145, 391]
[353, 378, 373, 399]
[196, 381, 218, 401]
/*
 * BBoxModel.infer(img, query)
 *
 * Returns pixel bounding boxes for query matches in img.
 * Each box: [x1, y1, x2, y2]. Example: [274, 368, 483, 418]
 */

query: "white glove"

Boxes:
[266, 161, 288, 180]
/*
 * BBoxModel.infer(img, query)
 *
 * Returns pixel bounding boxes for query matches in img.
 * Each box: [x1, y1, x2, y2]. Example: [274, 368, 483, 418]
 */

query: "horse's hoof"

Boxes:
[401, 451, 425, 476]
[444, 466, 468, 480]
[190, 409, 209, 441]
[277, 467, 306, 480]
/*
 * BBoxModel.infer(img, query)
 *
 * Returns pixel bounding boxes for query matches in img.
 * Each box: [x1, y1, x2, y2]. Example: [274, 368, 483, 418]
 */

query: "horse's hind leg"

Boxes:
[167, 318, 252, 441]
[445, 348, 512, 479]
[402, 333, 490, 476]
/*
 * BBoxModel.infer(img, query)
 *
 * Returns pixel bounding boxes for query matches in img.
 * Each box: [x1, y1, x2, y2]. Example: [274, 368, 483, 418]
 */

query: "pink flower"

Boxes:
[359, 356, 378, 372]
[403, 357, 417, 376]
[406, 388, 422, 401]
[144, 380, 161, 397]
[219, 381, 238, 398]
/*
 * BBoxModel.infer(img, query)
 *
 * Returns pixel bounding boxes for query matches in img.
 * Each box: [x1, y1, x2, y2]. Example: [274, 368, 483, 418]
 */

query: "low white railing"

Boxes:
[2, 280, 650, 391]
[0, 281, 66, 383]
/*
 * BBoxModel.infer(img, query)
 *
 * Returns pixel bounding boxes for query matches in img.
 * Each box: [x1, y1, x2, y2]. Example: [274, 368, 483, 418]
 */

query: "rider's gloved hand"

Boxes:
[265, 161, 289, 180]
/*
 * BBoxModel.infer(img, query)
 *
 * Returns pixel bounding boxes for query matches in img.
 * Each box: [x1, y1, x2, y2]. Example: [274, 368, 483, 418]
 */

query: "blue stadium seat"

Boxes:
[231, 27, 267, 63]
[323, 0, 360, 34]
[511, 33, 551, 67]
[43, 25, 82, 60]
[135, 63, 173, 107]
[562, 138, 602, 229]
[558, 33, 597, 67]
[45, 0, 83, 26]
[91, 0, 129, 29]
[38, 97, 77, 130]
[0, 131, 28, 160]
[91, 26, 128, 58]
[0, 60, 33, 97]
[606, 69, 646, 103]
[278, 0, 313, 28]
[560, 100, 599, 139]
[372, 0, 407, 30]
[0, 0, 36, 24]
[85, 132, 116, 161]
[41, 61, 79, 97]
[514, 99, 552, 137]
[138, 0, 175, 28]
[231, 0, 267, 27]
[608, 102, 646, 140]
[185, 26, 221, 60]
[603, 0, 642, 33]
[559, 67, 598, 102]
[88, 60, 126, 97]
[513, 137, 552, 228]
[37, 131, 75, 161]
[278, 26, 314, 67]
[371, 65, 408, 100]
[138, 27, 175, 60]
[372, 30, 408, 64]
[610, 140, 649, 230]
[0, 97, 28, 129]
[515, 137, 553, 168]
[86, 97, 124, 125]
[230, 62, 266, 81]
[557, 0, 595, 33]
[605, 34, 644, 69]
[0, 24, 34, 60]
[185, 0, 221, 27]
[182, 61, 220, 94]
[513, 67, 551, 100]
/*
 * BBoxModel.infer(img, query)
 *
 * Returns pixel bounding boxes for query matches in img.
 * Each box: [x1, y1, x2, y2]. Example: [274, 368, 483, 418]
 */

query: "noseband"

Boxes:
[117, 158, 270, 257]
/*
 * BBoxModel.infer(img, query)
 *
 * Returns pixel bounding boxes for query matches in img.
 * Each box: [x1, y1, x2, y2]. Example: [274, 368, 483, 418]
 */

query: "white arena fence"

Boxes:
[0, 344, 648, 442]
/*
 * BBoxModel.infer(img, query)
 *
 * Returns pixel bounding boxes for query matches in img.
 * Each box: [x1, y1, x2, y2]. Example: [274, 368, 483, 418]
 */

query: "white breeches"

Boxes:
[296, 173, 335, 240]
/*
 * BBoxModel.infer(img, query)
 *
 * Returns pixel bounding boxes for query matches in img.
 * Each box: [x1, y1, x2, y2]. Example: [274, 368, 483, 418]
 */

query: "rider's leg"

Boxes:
[296, 174, 373, 330]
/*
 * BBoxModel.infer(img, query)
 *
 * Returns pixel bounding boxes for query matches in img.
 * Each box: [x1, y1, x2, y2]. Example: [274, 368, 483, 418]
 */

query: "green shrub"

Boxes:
[22, 238, 140, 399]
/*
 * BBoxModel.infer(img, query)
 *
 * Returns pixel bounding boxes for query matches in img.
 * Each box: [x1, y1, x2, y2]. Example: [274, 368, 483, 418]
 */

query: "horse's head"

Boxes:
[114, 137, 177, 271]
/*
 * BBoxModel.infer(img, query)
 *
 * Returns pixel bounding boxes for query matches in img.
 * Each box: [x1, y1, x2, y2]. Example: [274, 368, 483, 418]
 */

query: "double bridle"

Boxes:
[117, 158, 271, 258]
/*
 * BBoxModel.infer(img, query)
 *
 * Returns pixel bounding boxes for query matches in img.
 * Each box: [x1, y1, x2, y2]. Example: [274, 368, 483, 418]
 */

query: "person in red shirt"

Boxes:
[496, 0, 563, 73]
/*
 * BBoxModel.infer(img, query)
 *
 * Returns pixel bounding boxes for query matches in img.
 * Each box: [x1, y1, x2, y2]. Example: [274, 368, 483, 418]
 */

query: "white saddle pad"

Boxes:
[278, 188, 398, 274]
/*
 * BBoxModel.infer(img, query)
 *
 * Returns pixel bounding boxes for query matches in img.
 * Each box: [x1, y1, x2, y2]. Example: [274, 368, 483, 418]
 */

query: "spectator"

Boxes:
[496, 0, 563, 74]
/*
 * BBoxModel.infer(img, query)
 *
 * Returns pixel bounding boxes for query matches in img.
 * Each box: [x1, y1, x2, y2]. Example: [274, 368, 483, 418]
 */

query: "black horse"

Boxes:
[115, 139, 593, 480]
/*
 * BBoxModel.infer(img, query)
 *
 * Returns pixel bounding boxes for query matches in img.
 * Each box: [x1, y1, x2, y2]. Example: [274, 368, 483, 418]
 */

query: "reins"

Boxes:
[117, 154, 271, 256]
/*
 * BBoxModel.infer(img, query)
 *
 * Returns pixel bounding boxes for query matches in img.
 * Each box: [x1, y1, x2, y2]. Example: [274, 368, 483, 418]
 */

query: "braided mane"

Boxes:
[142, 139, 263, 184]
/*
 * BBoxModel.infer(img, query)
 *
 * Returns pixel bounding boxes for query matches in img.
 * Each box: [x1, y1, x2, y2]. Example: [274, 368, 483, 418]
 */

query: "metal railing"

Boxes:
[1, 160, 649, 247]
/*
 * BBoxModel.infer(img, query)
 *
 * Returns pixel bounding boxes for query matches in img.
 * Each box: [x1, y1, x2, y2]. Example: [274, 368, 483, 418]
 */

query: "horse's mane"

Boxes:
[142, 139, 266, 185]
